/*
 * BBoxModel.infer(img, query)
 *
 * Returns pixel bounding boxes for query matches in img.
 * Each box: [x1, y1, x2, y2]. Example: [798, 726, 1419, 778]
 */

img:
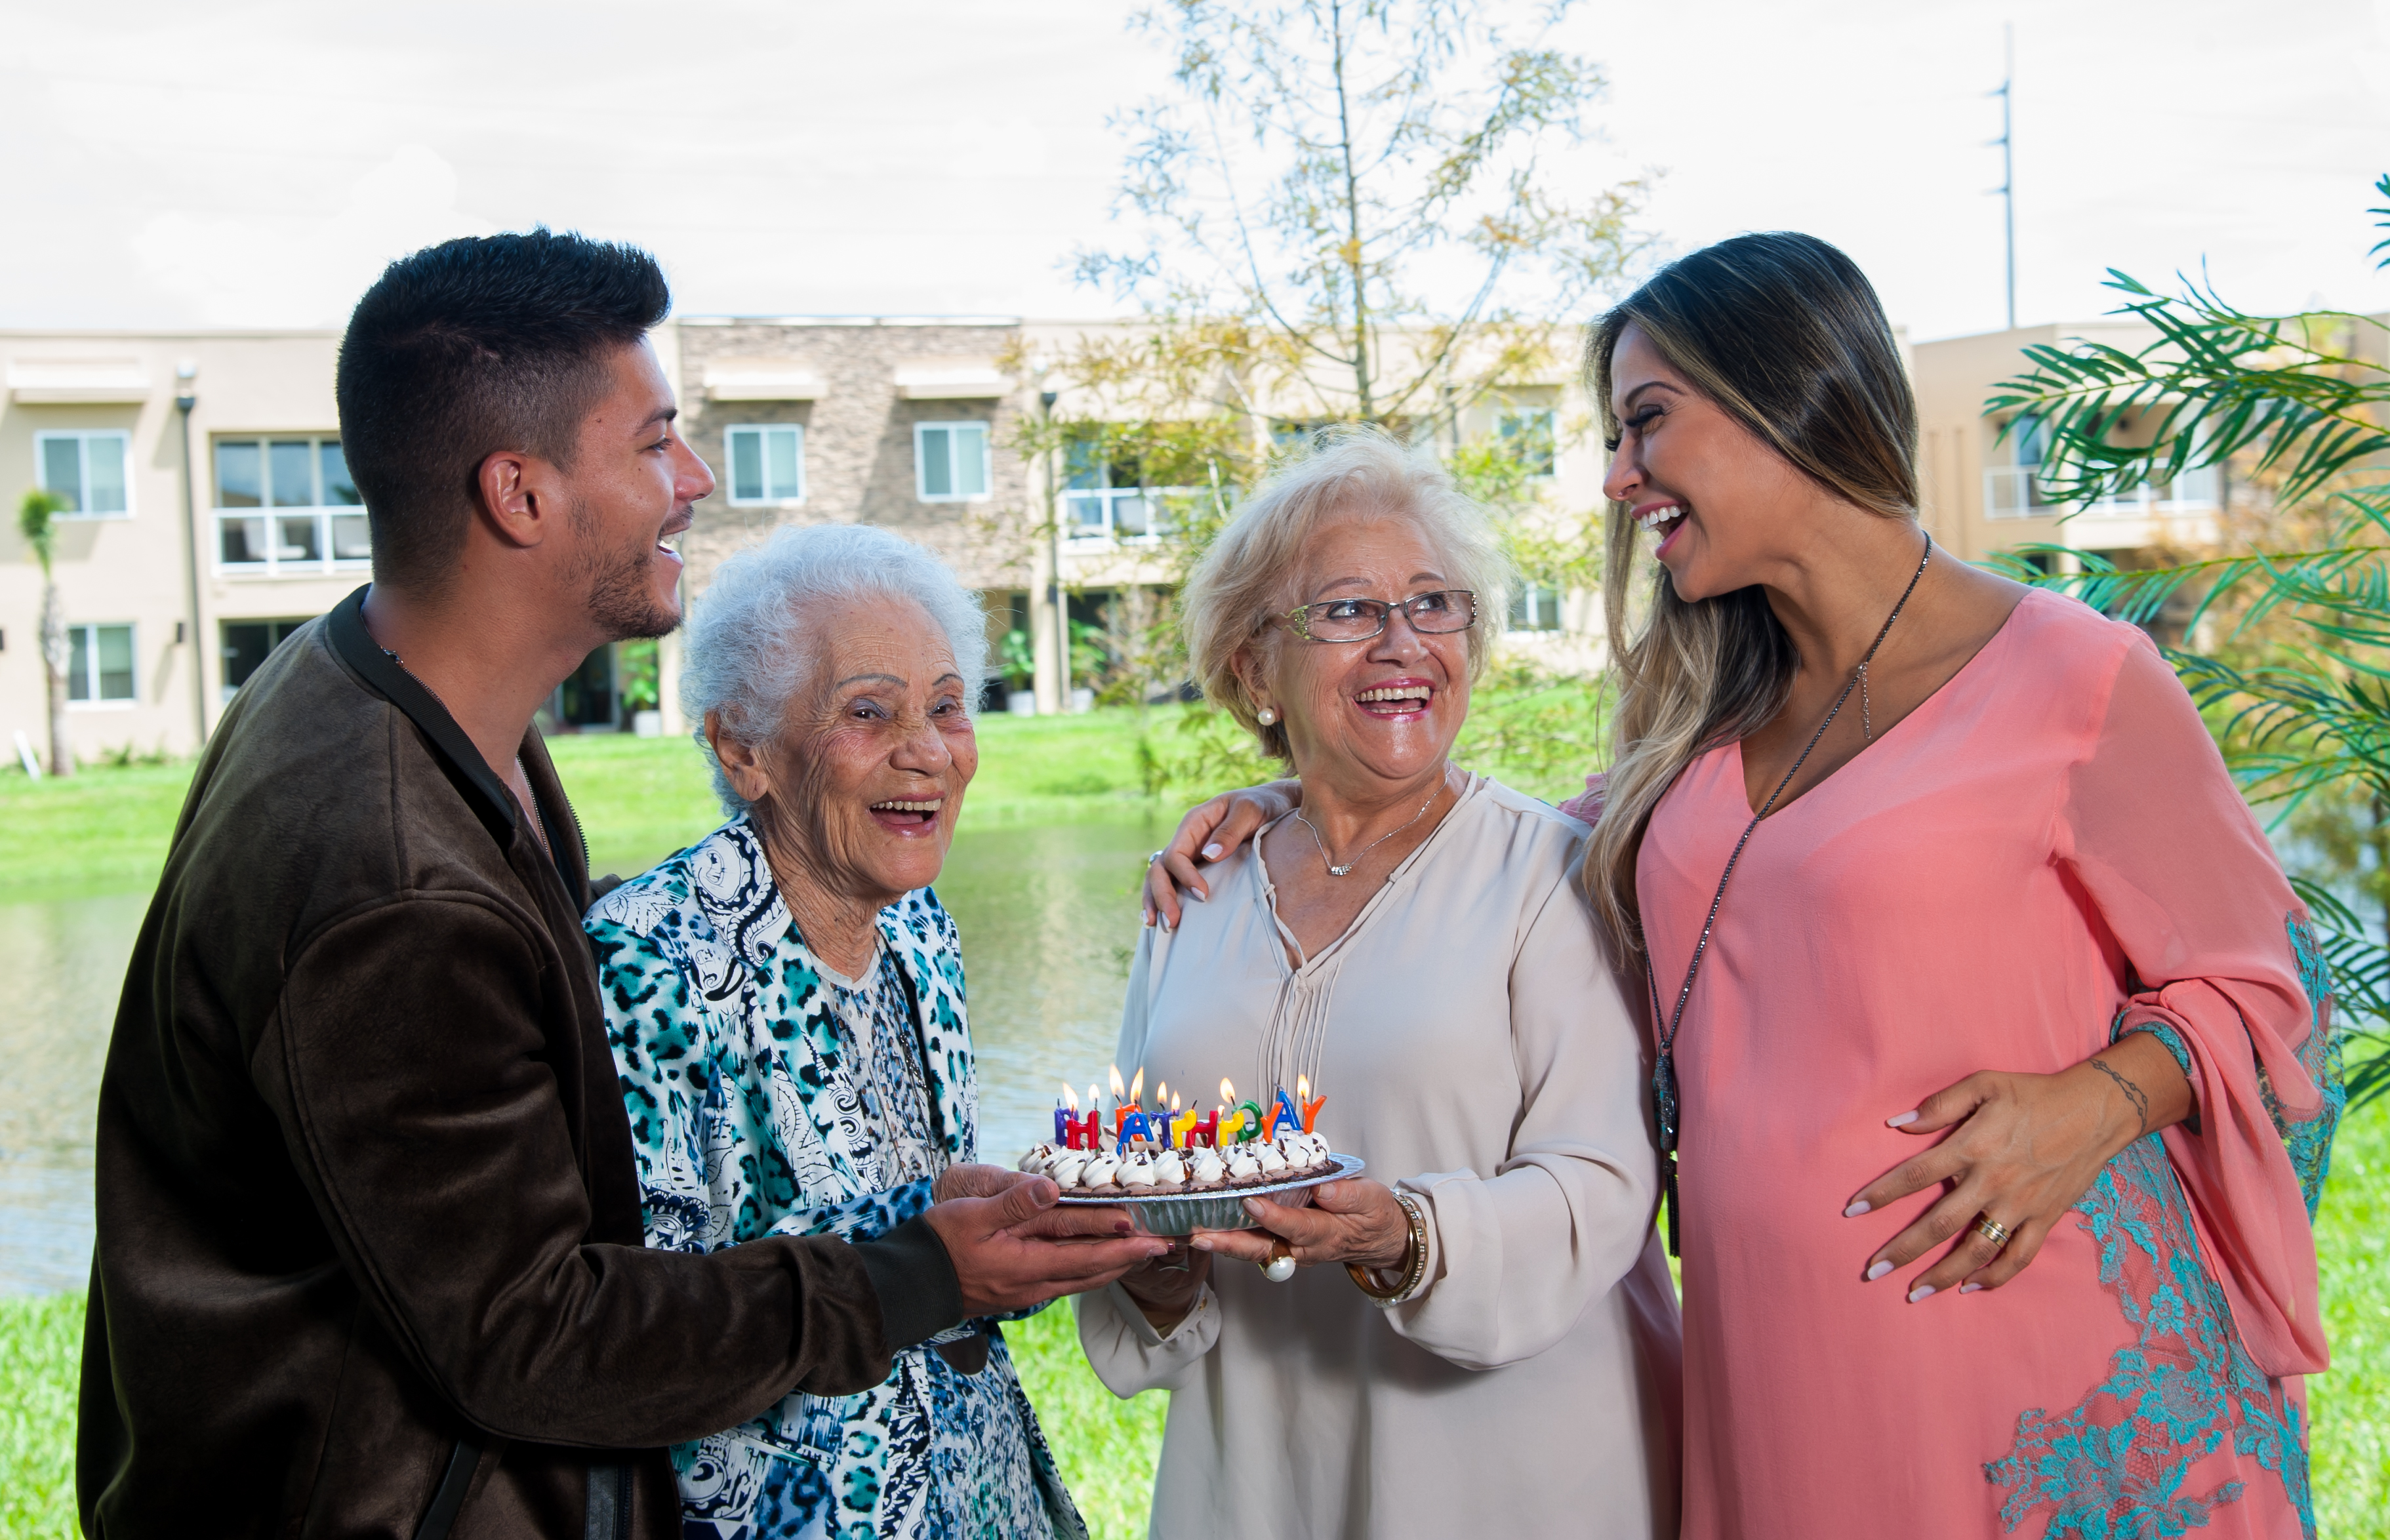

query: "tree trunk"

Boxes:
[39, 578, 74, 778]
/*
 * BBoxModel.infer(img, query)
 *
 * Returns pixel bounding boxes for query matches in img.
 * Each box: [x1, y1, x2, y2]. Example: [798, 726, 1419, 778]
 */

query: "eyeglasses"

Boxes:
[1282, 589, 1478, 643]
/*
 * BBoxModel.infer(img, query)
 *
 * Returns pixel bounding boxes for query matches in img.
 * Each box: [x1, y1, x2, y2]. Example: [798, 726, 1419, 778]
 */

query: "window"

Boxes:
[35, 430, 131, 517]
[215, 436, 369, 575]
[2009, 413, 2047, 468]
[1510, 582, 1564, 632]
[1061, 431, 1180, 544]
[725, 424, 805, 504]
[67, 624, 135, 704]
[1498, 407, 1558, 477]
[915, 422, 990, 501]
[220, 618, 311, 702]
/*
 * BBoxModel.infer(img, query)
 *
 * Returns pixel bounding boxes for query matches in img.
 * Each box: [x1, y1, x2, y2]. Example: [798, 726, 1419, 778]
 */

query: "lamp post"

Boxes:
[1042, 387, 1065, 715]
[175, 362, 207, 747]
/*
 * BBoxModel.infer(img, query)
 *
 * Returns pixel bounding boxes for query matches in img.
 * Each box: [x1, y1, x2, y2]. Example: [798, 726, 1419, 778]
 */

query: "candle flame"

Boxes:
[1171, 1089, 1183, 1112]
[1129, 1067, 1145, 1106]
[1108, 1064, 1127, 1101]
[1087, 1084, 1101, 1113]
[1154, 1080, 1167, 1109]
[1297, 1074, 1310, 1101]
[1061, 1082, 1079, 1111]
[1219, 1077, 1236, 1106]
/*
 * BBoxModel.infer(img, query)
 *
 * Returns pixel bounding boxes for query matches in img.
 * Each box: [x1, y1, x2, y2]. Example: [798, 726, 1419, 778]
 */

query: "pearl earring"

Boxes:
[1257, 706, 1278, 726]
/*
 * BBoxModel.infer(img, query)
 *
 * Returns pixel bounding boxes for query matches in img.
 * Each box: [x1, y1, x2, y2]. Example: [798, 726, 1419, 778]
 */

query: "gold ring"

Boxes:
[1259, 1240, 1297, 1283]
[1972, 1215, 2013, 1249]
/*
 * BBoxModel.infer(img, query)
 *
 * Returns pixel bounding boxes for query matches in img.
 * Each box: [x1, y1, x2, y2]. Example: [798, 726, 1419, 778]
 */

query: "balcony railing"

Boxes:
[1981, 465, 2221, 522]
[216, 506, 373, 576]
[1063, 486, 1193, 546]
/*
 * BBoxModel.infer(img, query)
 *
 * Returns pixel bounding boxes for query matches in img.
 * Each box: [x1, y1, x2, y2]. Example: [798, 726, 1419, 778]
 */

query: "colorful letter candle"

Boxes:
[1297, 1074, 1326, 1134]
[1170, 1108, 1200, 1148]
[1270, 1089, 1302, 1140]
[1234, 1101, 1266, 1141]
[1193, 1112, 1219, 1146]
[1116, 1110, 1154, 1152]
[1067, 1109, 1102, 1150]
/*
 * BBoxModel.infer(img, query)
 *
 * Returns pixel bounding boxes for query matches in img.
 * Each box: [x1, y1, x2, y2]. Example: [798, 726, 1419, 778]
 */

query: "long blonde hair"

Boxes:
[1585, 233, 1920, 954]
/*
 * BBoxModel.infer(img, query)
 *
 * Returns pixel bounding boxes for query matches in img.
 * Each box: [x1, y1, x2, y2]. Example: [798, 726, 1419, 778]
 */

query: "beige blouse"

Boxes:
[1076, 775, 1682, 1539]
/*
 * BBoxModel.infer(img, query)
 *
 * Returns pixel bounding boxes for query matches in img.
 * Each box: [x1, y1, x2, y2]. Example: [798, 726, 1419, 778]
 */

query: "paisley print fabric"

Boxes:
[588, 817, 1082, 1540]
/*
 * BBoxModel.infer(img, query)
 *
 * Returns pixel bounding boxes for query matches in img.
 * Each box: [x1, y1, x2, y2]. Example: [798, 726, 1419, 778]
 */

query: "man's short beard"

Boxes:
[571, 498, 681, 641]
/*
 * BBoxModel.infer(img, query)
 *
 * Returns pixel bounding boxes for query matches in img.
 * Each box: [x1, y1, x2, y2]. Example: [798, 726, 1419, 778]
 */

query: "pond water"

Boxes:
[0, 817, 1162, 1297]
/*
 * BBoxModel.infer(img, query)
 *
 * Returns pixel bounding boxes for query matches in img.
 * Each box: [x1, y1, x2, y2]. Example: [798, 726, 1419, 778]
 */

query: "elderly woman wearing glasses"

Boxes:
[1076, 427, 1680, 1539]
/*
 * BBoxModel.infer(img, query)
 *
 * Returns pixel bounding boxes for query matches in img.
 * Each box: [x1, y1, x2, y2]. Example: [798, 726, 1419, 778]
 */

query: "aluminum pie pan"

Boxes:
[1049, 1154, 1366, 1236]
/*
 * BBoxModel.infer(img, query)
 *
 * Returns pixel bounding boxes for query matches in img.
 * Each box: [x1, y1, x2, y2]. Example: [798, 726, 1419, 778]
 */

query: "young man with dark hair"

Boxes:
[77, 231, 1162, 1539]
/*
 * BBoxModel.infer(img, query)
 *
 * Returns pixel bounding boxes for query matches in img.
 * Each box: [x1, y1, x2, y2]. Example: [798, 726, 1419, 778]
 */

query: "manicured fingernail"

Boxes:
[1960, 1283, 1983, 1294]
[1865, 1260, 1894, 1282]
[1844, 1200, 1871, 1217]
[1189, 1236, 1213, 1251]
[1243, 1198, 1265, 1217]
[1190, 886, 1207, 902]
[1202, 843, 1223, 860]
[1886, 1110, 1919, 1127]
[1908, 1284, 1937, 1303]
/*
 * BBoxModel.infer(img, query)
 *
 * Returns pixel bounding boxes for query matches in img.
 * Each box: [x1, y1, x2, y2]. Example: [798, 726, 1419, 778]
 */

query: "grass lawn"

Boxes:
[0, 708, 1178, 902]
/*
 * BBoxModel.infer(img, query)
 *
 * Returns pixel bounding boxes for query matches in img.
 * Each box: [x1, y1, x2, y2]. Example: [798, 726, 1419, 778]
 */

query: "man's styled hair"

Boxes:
[335, 229, 671, 590]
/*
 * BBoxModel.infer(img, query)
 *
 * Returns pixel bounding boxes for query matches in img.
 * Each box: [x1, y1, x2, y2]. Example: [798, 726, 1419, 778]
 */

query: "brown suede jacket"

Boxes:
[78, 586, 964, 1538]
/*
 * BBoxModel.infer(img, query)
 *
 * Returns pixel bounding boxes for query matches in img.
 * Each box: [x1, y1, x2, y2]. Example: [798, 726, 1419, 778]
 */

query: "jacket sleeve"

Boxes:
[2056, 632, 2338, 1377]
[1387, 858, 1661, 1369]
[255, 893, 962, 1451]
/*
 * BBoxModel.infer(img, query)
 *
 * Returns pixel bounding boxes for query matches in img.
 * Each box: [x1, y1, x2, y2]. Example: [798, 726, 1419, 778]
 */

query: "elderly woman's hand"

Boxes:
[1844, 1032, 2193, 1301]
[1190, 1178, 1410, 1273]
[1143, 780, 1302, 931]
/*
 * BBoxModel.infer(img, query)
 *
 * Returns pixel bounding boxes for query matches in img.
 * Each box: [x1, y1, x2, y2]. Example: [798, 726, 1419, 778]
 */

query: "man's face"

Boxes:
[561, 339, 714, 639]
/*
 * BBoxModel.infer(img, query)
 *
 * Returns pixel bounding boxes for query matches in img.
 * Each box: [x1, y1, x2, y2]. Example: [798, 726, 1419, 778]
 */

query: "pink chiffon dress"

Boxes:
[1577, 589, 2340, 1539]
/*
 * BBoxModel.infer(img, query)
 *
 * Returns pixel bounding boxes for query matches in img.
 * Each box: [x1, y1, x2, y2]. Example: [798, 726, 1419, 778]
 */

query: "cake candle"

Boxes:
[1299, 1074, 1326, 1134]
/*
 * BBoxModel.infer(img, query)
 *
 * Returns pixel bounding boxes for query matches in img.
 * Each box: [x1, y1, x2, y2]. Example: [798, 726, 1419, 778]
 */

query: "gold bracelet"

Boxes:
[1346, 1190, 1428, 1304]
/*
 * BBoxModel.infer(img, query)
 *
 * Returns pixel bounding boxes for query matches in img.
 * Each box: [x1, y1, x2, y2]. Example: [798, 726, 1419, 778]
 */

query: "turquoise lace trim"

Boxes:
[1984, 1136, 2315, 1537]
[2272, 916, 2346, 1221]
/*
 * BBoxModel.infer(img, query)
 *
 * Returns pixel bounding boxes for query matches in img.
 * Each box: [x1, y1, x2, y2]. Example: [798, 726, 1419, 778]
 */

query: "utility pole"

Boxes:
[1991, 23, 2016, 331]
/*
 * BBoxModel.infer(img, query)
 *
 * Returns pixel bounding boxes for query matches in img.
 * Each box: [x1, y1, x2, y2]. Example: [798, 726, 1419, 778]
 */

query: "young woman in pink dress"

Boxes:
[1144, 233, 2340, 1537]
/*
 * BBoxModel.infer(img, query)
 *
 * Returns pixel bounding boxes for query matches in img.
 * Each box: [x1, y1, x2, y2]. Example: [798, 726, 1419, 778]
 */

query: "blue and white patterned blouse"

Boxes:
[586, 817, 1082, 1540]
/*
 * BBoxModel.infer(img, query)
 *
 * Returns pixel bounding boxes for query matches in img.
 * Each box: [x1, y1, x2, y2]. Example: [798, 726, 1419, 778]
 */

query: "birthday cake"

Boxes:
[1019, 1076, 1339, 1195]
[1019, 1129, 1337, 1194]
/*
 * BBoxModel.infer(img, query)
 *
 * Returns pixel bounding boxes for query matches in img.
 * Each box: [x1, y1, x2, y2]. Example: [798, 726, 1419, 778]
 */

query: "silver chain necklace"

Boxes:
[1294, 772, 1448, 878]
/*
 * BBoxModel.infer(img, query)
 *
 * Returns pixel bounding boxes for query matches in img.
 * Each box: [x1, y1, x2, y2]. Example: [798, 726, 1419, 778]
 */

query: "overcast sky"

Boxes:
[6, 0, 2387, 342]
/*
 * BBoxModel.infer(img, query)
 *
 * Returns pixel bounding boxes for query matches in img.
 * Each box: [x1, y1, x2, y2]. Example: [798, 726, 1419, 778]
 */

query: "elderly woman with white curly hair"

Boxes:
[585, 523, 1119, 1540]
[1077, 426, 1681, 1539]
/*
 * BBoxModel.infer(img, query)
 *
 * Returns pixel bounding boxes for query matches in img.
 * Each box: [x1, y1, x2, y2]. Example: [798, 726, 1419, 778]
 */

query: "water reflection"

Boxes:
[0, 892, 147, 1295]
[0, 821, 1156, 1295]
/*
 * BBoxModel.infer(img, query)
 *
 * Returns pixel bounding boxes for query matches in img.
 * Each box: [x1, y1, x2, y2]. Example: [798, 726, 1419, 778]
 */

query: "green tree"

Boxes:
[1983, 173, 2390, 1107]
[1078, 0, 1642, 430]
[17, 489, 74, 779]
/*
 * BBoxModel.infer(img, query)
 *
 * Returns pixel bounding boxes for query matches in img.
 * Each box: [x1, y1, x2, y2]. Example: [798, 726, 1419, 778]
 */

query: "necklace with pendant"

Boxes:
[1294, 771, 1449, 878]
[1642, 530, 1931, 1255]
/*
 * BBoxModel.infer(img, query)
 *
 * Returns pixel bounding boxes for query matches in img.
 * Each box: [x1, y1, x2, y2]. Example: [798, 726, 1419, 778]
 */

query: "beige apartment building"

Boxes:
[3, 310, 2206, 769]
[1914, 321, 2224, 569]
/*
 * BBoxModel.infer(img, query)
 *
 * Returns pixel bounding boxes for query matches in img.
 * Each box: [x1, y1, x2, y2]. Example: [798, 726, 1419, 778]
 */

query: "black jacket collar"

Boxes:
[326, 584, 521, 848]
